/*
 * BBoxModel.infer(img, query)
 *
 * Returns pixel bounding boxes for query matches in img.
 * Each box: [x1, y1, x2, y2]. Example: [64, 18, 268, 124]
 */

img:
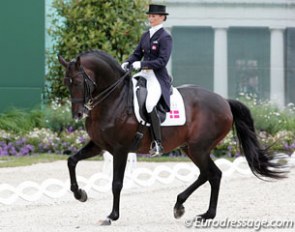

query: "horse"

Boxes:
[58, 50, 285, 225]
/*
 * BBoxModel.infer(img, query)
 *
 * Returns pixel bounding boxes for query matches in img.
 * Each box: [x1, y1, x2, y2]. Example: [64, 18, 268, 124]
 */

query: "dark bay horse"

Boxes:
[58, 50, 285, 225]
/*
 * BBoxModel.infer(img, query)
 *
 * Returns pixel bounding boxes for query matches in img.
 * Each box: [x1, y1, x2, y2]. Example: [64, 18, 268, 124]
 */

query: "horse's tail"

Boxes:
[227, 99, 286, 179]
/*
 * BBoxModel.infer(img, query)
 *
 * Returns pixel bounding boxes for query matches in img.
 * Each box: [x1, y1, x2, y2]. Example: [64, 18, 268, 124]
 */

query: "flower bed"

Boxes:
[0, 128, 89, 156]
[0, 127, 294, 157]
[213, 130, 295, 158]
[0, 98, 294, 157]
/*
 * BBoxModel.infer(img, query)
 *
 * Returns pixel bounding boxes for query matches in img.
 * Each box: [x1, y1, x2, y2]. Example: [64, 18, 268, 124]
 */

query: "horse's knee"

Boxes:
[112, 181, 123, 193]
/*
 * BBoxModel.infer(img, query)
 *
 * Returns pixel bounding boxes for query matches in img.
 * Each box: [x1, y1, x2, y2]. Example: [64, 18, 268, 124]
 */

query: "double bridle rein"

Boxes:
[67, 66, 130, 113]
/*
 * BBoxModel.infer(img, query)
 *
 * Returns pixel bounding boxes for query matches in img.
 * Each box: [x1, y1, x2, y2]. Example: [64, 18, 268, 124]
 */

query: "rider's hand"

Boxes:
[121, 62, 129, 71]
[132, 61, 141, 70]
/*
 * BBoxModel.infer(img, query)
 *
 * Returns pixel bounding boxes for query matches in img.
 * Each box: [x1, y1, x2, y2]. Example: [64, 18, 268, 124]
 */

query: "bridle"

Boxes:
[65, 67, 96, 108]
[66, 66, 131, 114]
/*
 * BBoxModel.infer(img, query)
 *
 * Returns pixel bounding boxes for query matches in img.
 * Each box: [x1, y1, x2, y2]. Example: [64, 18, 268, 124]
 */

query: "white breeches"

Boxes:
[133, 70, 161, 113]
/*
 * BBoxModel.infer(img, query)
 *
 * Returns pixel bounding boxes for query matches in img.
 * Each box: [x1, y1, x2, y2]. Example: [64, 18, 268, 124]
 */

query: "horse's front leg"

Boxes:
[100, 151, 128, 226]
[68, 140, 102, 201]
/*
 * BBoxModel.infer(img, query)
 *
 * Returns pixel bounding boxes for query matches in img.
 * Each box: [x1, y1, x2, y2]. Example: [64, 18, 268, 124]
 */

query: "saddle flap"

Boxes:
[132, 77, 186, 127]
[134, 76, 166, 123]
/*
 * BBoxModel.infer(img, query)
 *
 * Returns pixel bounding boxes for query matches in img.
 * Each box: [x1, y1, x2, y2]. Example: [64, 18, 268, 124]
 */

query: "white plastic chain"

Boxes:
[0, 152, 294, 205]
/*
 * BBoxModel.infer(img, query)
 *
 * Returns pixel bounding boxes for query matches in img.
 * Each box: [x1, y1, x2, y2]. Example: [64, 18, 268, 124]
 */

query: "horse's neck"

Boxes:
[90, 78, 131, 120]
[94, 72, 119, 92]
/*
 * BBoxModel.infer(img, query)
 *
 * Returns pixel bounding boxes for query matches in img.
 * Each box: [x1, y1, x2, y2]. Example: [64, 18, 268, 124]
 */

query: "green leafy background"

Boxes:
[46, 0, 149, 101]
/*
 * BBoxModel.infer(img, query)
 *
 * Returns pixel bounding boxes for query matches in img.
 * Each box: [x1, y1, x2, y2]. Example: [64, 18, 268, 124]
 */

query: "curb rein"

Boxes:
[77, 66, 144, 151]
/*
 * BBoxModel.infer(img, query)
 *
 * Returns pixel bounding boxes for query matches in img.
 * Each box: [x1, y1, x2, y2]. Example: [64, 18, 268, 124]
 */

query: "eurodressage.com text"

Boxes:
[185, 218, 295, 231]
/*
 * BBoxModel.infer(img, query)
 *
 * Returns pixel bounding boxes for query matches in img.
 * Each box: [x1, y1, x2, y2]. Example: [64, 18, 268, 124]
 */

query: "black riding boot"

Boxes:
[148, 108, 164, 156]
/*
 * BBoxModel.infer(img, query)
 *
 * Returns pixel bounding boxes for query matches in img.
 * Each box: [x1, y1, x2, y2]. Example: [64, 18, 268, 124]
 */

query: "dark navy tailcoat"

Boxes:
[126, 28, 173, 111]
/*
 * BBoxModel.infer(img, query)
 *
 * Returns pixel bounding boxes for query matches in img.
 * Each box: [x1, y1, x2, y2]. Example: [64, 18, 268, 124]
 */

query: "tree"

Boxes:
[46, 0, 149, 102]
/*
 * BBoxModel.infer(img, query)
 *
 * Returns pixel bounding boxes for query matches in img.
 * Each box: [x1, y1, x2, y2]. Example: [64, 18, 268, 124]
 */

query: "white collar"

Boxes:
[149, 24, 163, 38]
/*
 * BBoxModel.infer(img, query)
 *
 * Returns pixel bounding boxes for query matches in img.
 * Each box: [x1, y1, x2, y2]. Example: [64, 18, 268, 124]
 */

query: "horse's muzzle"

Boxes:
[73, 108, 89, 120]
[73, 111, 83, 120]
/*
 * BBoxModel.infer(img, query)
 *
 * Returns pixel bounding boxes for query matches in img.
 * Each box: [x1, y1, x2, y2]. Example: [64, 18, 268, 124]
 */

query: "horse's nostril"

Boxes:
[74, 112, 83, 120]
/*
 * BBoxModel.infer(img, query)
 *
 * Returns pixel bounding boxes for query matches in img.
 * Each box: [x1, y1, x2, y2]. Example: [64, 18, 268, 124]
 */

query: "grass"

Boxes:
[0, 154, 191, 168]
[138, 156, 190, 162]
[0, 154, 68, 168]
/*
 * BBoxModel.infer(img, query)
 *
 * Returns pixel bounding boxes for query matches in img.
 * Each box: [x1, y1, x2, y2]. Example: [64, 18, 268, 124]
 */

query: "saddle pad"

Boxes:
[132, 78, 186, 126]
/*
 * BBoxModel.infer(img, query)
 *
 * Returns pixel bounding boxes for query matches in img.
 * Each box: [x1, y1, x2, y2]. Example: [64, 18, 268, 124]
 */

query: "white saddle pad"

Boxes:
[132, 78, 186, 126]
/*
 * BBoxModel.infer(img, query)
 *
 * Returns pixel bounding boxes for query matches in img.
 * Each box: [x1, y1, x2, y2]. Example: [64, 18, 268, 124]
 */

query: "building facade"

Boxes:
[0, 1, 293, 112]
[0, 0, 44, 112]
[163, 0, 295, 107]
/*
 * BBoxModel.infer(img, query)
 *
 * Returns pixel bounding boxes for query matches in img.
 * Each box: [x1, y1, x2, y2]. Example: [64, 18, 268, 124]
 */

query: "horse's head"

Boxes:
[58, 55, 96, 120]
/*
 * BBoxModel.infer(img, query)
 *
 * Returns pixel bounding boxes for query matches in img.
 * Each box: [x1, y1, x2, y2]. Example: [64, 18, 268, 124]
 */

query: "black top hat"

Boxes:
[146, 4, 169, 15]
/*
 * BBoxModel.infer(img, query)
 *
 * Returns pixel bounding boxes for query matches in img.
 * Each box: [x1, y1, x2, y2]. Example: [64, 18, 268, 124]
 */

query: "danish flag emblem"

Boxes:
[169, 110, 180, 119]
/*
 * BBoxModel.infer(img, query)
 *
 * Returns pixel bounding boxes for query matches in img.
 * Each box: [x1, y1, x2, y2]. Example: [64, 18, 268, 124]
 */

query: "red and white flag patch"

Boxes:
[169, 110, 180, 119]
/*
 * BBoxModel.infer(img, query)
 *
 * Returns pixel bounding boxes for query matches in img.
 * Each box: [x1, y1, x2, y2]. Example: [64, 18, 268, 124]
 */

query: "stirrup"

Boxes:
[149, 141, 164, 157]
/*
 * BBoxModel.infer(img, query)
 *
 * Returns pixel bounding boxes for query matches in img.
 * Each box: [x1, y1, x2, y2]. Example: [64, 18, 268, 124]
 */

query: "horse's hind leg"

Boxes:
[174, 146, 209, 219]
[174, 147, 222, 221]
[198, 158, 222, 220]
[68, 141, 102, 201]
[174, 168, 208, 219]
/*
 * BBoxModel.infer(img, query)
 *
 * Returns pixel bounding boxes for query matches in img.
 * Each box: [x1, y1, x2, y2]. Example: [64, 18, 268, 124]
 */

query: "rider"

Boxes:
[121, 4, 173, 156]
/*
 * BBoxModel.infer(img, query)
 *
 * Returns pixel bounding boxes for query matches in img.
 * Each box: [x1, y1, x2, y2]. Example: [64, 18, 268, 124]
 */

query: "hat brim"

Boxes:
[146, 11, 169, 15]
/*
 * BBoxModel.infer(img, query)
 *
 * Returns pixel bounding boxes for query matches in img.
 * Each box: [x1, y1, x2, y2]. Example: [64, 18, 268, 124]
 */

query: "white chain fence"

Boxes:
[0, 152, 294, 205]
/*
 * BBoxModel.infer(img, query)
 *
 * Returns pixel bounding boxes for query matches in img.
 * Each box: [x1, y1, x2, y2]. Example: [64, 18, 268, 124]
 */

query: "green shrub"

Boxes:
[0, 108, 44, 133]
[0, 102, 83, 134]
[46, 0, 148, 102]
[238, 97, 295, 134]
[42, 99, 84, 132]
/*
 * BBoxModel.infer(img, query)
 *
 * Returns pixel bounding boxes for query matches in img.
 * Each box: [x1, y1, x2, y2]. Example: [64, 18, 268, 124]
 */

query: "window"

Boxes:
[171, 26, 214, 90]
[228, 27, 270, 101]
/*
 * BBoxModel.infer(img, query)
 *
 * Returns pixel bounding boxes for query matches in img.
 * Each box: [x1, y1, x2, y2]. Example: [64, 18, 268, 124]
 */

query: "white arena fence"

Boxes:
[0, 152, 294, 205]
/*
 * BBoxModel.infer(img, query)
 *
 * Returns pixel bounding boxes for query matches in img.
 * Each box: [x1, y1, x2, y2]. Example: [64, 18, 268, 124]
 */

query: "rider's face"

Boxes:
[148, 14, 165, 27]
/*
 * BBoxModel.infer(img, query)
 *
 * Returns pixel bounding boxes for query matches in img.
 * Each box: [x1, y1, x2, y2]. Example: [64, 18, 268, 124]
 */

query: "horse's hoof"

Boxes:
[77, 189, 88, 202]
[174, 205, 185, 219]
[98, 218, 112, 226]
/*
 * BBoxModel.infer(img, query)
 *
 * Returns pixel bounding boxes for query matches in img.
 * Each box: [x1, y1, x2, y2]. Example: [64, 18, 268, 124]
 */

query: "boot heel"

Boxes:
[149, 141, 164, 157]
[148, 108, 164, 156]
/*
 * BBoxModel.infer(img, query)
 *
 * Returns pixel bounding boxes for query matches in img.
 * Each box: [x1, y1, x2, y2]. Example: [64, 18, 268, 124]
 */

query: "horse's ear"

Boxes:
[58, 54, 69, 68]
